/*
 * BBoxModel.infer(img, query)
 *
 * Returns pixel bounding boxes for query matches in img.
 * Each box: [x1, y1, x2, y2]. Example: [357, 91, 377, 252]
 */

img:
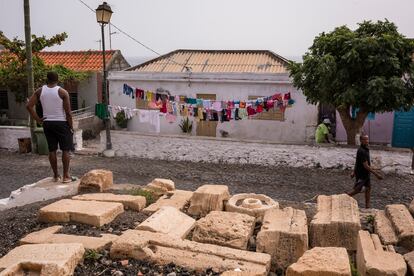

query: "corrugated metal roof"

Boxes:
[36, 50, 116, 72]
[130, 50, 289, 73]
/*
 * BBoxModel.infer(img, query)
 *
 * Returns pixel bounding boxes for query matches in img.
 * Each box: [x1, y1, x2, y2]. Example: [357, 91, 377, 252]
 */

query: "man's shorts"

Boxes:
[43, 121, 73, 152]
[354, 178, 371, 192]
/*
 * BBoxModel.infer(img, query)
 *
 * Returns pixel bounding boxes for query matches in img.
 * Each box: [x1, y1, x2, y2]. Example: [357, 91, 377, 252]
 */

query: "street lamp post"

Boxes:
[96, 2, 113, 151]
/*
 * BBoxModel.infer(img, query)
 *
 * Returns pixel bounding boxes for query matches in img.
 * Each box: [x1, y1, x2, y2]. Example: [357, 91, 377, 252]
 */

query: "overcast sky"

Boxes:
[1, 0, 413, 65]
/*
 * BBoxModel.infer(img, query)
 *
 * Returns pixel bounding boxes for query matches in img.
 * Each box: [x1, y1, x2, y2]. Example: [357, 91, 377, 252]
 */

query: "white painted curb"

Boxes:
[0, 177, 80, 211]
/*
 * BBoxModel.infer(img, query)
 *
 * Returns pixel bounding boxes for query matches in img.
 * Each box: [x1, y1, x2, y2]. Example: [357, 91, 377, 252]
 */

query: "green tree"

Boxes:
[289, 20, 414, 145]
[0, 31, 88, 102]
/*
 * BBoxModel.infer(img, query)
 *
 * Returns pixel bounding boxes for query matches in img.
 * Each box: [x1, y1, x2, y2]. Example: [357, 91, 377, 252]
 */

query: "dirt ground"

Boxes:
[1, 149, 413, 209]
[0, 149, 412, 274]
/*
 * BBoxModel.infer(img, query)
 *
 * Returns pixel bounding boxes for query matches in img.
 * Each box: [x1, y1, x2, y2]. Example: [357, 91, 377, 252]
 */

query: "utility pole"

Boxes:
[23, 0, 37, 152]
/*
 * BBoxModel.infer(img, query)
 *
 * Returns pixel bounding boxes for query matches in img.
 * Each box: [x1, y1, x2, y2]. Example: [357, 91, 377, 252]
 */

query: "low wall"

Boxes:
[100, 130, 413, 175]
[0, 126, 31, 150]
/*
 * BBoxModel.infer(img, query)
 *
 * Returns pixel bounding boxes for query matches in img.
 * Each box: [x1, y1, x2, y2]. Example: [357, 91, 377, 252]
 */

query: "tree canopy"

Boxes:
[289, 20, 414, 144]
[0, 32, 88, 102]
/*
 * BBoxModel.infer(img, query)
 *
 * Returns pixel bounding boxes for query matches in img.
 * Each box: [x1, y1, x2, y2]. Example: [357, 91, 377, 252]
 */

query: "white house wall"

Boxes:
[108, 72, 318, 143]
[77, 73, 98, 109]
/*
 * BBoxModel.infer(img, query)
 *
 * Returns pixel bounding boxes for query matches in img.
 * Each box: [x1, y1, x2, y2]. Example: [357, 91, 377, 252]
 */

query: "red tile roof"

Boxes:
[36, 50, 116, 72]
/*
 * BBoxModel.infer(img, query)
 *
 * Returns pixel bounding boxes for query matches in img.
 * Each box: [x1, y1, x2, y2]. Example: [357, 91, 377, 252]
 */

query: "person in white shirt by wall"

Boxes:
[26, 72, 74, 183]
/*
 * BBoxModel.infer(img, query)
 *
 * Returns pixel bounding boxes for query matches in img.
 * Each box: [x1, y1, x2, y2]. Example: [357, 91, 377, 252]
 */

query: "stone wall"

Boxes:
[0, 126, 31, 151]
[100, 130, 413, 174]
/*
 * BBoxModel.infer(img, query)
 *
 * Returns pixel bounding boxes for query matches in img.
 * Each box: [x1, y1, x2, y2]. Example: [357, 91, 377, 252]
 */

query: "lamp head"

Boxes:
[96, 2, 113, 24]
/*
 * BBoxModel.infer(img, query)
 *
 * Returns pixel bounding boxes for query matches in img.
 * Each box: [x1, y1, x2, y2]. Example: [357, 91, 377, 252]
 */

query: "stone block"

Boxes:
[79, 169, 113, 192]
[221, 271, 261, 276]
[286, 247, 351, 276]
[404, 251, 414, 276]
[356, 230, 406, 276]
[386, 204, 414, 251]
[256, 207, 308, 270]
[136, 206, 195, 239]
[409, 199, 414, 217]
[72, 193, 146, 211]
[147, 178, 175, 192]
[110, 230, 271, 275]
[20, 226, 118, 250]
[310, 194, 361, 250]
[225, 193, 279, 222]
[188, 184, 230, 216]
[143, 190, 193, 214]
[0, 243, 84, 276]
[192, 211, 255, 250]
[39, 199, 123, 227]
[374, 210, 398, 245]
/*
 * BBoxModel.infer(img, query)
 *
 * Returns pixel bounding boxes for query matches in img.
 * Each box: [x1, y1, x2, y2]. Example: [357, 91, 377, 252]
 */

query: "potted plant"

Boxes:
[179, 117, 193, 134]
[115, 110, 128, 129]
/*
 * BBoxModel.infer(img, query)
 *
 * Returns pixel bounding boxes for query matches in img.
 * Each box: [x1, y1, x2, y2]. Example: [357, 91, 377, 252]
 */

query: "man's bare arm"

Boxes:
[363, 161, 383, 179]
[26, 88, 44, 124]
[59, 88, 73, 130]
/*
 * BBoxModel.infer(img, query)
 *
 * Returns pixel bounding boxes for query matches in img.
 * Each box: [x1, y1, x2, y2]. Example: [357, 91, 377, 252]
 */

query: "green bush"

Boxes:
[179, 117, 193, 133]
[129, 188, 157, 206]
[84, 249, 103, 260]
[115, 110, 128, 128]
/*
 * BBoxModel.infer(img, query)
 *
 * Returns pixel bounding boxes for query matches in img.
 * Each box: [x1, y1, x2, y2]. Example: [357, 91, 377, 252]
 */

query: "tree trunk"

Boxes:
[337, 105, 369, 145]
[24, 0, 37, 152]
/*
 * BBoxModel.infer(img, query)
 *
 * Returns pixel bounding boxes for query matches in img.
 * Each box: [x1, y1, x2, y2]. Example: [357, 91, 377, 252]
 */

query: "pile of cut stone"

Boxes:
[0, 169, 413, 275]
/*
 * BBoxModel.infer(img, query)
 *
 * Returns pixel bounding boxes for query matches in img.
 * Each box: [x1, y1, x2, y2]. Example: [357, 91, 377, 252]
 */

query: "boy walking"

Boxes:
[347, 134, 383, 208]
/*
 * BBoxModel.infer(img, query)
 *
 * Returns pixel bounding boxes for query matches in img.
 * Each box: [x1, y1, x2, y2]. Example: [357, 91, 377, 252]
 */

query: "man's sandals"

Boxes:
[62, 176, 78, 183]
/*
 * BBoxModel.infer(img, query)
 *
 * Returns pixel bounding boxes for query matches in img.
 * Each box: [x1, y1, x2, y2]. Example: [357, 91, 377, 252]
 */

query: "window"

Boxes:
[69, 92, 78, 111]
[248, 95, 284, 121]
[0, 90, 8, 110]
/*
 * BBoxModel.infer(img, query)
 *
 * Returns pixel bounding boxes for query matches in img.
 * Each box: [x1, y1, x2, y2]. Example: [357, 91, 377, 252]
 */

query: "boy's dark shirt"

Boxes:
[355, 145, 370, 179]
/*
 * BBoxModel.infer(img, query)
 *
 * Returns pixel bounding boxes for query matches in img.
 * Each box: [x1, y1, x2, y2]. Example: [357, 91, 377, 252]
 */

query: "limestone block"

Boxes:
[256, 207, 308, 270]
[72, 193, 146, 211]
[188, 184, 230, 216]
[143, 190, 193, 214]
[386, 204, 414, 251]
[110, 230, 271, 275]
[404, 251, 414, 276]
[0, 243, 84, 276]
[136, 206, 195, 239]
[147, 178, 175, 192]
[221, 271, 261, 276]
[79, 169, 113, 192]
[356, 230, 406, 276]
[225, 193, 279, 221]
[192, 211, 255, 250]
[20, 226, 117, 250]
[374, 210, 398, 245]
[39, 199, 123, 227]
[286, 247, 351, 276]
[409, 199, 414, 217]
[310, 194, 361, 250]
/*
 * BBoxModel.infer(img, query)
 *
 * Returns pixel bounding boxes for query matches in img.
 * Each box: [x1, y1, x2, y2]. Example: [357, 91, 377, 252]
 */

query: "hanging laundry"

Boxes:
[247, 106, 256, 116]
[212, 101, 222, 111]
[166, 113, 177, 123]
[202, 100, 212, 109]
[198, 107, 204, 120]
[160, 102, 167, 113]
[238, 108, 248, 119]
[284, 92, 291, 100]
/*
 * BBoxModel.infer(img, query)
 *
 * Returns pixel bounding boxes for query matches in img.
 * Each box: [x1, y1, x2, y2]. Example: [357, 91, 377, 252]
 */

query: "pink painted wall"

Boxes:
[336, 111, 394, 144]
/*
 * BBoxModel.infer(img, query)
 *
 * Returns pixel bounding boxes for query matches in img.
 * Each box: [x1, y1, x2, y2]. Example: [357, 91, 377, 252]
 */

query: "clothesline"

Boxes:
[108, 105, 161, 132]
[123, 83, 295, 113]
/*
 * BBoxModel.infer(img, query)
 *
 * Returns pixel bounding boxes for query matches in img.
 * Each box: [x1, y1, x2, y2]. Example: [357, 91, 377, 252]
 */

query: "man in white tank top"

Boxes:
[26, 72, 74, 183]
